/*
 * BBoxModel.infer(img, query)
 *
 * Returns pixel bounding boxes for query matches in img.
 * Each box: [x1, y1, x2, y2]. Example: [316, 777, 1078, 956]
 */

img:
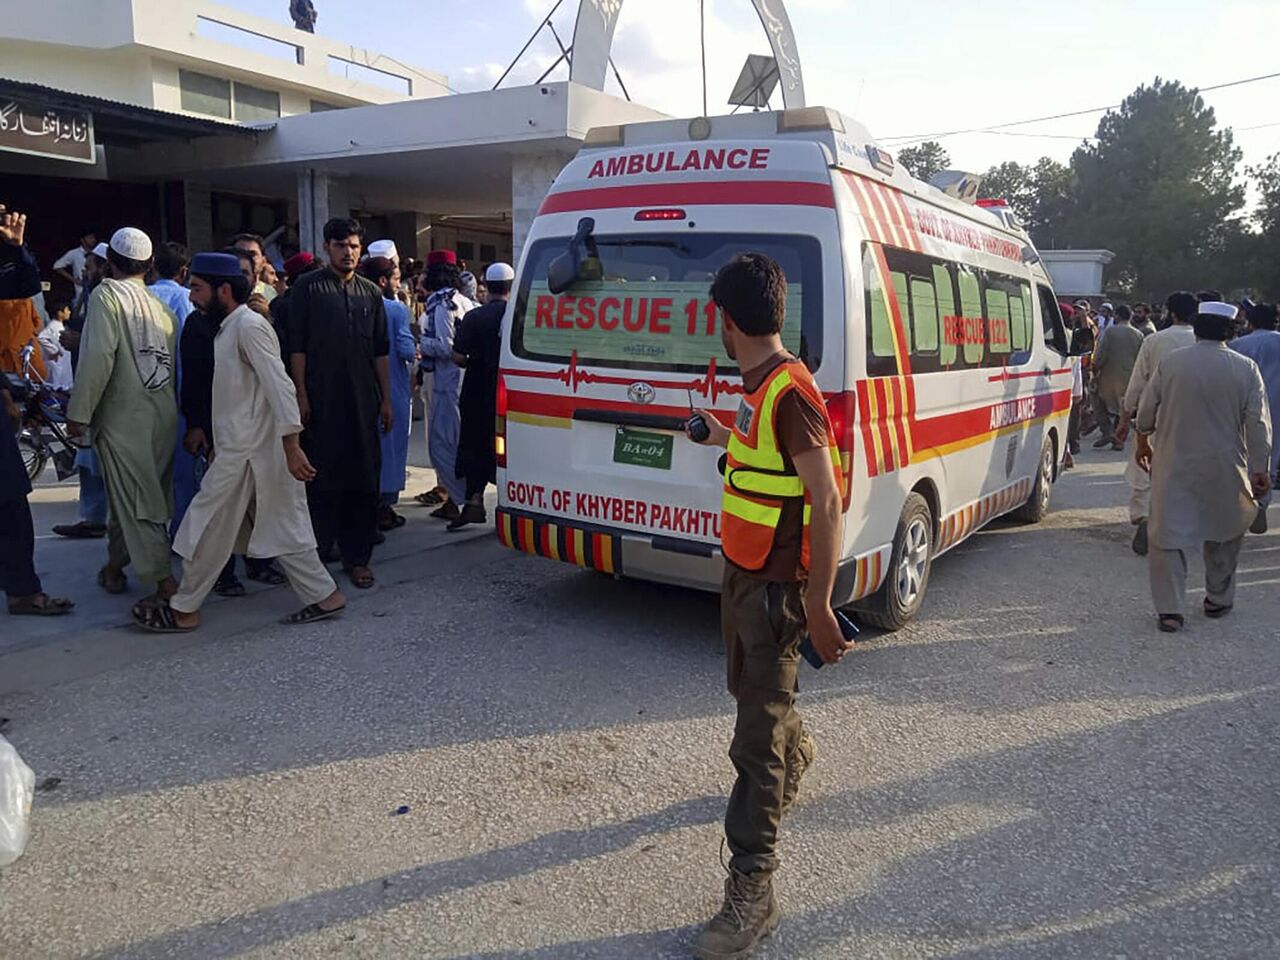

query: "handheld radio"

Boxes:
[687, 390, 711, 443]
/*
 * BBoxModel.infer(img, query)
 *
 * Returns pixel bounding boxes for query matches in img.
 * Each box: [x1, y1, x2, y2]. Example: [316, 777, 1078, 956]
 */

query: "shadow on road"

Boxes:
[88, 795, 722, 960]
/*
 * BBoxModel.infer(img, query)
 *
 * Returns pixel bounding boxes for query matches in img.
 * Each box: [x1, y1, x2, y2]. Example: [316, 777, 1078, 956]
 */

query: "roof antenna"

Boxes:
[699, 0, 708, 117]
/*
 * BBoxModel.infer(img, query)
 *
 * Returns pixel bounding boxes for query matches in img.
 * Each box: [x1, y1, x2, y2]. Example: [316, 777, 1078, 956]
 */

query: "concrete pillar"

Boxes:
[183, 180, 213, 253]
[511, 152, 572, 267]
[387, 211, 432, 262]
[297, 169, 350, 255]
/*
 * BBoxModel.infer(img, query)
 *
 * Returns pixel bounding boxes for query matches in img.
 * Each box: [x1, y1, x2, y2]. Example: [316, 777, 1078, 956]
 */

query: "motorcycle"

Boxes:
[8, 345, 79, 483]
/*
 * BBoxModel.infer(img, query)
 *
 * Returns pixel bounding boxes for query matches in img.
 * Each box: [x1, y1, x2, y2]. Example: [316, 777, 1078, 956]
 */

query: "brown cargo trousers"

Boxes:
[720, 564, 807, 879]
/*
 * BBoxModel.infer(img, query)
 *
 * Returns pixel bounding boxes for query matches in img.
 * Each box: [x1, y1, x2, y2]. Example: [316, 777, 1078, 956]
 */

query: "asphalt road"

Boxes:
[2, 448, 1278, 959]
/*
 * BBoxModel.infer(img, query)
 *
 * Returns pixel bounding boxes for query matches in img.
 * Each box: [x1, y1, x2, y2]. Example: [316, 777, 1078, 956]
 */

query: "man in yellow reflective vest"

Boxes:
[688, 252, 852, 959]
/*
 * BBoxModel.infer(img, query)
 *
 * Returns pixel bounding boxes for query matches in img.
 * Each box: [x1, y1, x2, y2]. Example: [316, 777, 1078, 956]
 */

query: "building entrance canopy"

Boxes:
[113, 81, 665, 257]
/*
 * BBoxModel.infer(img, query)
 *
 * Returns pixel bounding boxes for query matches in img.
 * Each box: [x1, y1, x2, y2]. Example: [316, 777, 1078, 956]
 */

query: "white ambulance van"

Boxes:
[495, 107, 1073, 629]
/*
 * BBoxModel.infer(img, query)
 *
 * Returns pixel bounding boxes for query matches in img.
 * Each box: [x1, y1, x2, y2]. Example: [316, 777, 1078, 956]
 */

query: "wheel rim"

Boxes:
[1039, 443, 1053, 511]
[20, 441, 42, 479]
[896, 516, 930, 607]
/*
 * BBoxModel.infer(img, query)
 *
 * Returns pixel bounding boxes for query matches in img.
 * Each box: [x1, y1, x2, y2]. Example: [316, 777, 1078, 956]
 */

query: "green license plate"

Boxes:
[613, 427, 673, 470]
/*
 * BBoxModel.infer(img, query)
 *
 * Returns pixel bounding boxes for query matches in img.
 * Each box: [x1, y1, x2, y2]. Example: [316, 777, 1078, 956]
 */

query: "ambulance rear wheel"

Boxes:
[1013, 437, 1054, 524]
[856, 492, 933, 632]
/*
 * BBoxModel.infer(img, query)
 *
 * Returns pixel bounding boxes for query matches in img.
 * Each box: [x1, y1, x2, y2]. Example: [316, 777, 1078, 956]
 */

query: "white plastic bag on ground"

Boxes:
[0, 734, 35, 867]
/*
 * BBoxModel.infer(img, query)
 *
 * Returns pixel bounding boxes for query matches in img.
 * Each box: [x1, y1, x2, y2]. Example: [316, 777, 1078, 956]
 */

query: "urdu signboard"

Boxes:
[0, 98, 96, 164]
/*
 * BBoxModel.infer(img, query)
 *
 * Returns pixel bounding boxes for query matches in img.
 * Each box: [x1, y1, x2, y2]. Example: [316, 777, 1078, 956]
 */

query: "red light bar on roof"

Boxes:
[634, 208, 687, 221]
[866, 146, 895, 176]
[976, 198, 1009, 208]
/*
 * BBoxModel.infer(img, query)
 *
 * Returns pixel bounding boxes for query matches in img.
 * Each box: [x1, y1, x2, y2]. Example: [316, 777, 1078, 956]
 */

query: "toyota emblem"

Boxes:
[627, 382, 656, 405]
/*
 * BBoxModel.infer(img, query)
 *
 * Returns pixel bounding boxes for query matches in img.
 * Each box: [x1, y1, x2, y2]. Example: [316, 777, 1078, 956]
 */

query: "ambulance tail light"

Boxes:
[824, 391, 856, 510]
[495, 374, 508, 468]
[634, 208, 687, 221]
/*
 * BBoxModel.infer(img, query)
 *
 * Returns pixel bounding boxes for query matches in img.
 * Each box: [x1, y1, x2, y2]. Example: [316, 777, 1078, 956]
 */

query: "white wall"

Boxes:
[0, 40, 156, 106]
[1, 0, 449, 116]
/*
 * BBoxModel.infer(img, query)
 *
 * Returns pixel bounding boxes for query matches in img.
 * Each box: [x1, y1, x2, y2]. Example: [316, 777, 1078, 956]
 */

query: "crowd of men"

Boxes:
[1060, 292, 1278, 631]
[0, 207, 510, 630]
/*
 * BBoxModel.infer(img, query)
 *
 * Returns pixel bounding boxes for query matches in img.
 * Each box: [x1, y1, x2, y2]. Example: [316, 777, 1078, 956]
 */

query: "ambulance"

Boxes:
[495, 106, 1073, 629]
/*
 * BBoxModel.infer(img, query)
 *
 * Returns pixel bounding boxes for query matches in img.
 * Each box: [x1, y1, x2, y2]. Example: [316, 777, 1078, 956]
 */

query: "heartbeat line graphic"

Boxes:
[506, 352, 744, 402]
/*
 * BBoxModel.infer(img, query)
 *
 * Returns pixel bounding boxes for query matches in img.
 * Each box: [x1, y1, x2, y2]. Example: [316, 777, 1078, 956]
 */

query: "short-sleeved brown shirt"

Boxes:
[729, 352, 831, 583]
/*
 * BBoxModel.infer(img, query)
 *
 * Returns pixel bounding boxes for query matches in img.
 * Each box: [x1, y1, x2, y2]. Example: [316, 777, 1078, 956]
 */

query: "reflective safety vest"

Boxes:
[721, 359, 842, 573]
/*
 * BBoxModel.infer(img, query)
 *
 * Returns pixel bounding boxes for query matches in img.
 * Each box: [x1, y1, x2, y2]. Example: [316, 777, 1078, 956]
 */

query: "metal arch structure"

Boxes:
[567, 0, 806, 110]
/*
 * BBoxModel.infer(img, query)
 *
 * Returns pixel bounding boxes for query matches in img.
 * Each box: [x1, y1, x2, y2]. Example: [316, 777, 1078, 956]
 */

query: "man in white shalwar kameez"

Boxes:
[1135, 301, 1272, 633]
[131, 254, 345, 632]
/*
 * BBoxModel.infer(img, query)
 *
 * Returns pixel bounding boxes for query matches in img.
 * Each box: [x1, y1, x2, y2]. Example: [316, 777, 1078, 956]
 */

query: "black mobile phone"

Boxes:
[799, 611, 860, 669]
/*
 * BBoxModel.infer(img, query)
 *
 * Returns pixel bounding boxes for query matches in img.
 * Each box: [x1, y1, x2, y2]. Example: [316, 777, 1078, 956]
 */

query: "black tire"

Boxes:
[1013, 436, 1055, 524]
[854, 492, 933, 632]
[20, 435, 46, 483]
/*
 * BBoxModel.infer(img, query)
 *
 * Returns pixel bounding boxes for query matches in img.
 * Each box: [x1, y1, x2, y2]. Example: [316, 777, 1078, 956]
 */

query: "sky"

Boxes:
[222, 0, 1280, 207]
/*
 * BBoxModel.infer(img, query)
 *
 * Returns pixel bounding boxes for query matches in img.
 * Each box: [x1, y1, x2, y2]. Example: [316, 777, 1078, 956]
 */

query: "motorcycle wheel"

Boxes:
[20, 434, 47, 483]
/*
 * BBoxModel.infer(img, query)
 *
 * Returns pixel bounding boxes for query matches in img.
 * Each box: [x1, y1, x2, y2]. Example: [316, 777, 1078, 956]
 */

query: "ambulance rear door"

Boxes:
[499, 140, 844, 567]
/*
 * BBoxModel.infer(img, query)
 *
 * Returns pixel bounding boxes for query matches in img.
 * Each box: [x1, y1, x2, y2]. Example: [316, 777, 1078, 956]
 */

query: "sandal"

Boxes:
[430, 502, 461, 522]
[414, 488, 446, 506]
[246, 564, 287, 586]
[1157, 614, 1185, 633]
[213, 575, 247, 598]
[1204, 600, 1233, 619]
[281, 602, 346, 625]
[97, 566, 127, 595]
[343, 565, 375, 589]
[8, 594, 75, 616]
[132, 604, 196, 634]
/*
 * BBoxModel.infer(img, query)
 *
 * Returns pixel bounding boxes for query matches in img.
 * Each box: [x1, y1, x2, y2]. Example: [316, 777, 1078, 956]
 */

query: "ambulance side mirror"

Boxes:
[547, 252, 577, 295]
[547, 216, 598, 295]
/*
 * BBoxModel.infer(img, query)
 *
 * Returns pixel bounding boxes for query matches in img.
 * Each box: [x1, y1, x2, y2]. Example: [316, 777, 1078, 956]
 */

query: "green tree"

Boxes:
[1061, 78, 1244, 299]
[980, 157, 1073, 248]
[896, 141, 951, 182]
[1245, 152, 1280, 298]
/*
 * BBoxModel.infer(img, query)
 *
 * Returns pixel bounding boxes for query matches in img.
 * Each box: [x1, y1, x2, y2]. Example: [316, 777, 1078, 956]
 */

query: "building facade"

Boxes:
[1, 0, 661, 290]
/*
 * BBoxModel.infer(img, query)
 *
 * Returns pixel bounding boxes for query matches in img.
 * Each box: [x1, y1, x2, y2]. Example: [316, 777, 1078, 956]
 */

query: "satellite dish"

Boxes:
[728, 55, 780, 110]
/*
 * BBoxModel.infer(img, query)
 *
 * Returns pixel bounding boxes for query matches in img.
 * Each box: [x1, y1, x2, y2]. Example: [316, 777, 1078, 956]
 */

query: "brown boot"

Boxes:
[693, 868, 780, 959]
[781, 729, 816, 814]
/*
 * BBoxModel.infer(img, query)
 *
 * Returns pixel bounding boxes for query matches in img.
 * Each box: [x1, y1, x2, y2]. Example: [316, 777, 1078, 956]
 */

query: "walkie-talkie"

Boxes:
[687, 389, 711, 442]
[799, 611, 860, 669]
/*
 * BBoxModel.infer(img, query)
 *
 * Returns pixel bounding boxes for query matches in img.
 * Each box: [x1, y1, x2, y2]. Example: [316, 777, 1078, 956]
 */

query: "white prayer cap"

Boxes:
[484, 262, 515, 283]
[1198, 301, 1238, 320]
[91, 242, 109, 260]
[109, 227, 152, 261]
[367, 239, 398, 261]
[1100, 301, 1114, 310]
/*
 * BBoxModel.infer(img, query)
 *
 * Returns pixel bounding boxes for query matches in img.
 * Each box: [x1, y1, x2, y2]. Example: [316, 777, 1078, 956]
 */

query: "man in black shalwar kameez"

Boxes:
[288, 219, 391, 589]
[448, 262, 511, 530]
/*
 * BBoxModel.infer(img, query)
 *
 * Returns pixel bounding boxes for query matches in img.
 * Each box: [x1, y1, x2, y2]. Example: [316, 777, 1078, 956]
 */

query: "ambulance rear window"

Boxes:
[511, 233, 823, 373]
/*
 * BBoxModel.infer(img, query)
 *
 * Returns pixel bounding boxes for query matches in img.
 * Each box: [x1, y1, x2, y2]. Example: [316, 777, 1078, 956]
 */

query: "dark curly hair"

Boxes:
[423, 261, 462, 293]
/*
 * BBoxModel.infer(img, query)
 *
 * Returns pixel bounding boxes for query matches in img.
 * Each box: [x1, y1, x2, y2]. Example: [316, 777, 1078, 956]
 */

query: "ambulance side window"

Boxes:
[1022, 286, 1036, 349]
[1009, 292, 1027, 353]
[864, 245, 900, 376]
[1037, 284, 1071, 355]
[956, 268, 984, 366]
[986, 287, 1011, 356]
[909, 277, 939, 355]
[933, 264, 958, 368]
[892, 273, 911, 354]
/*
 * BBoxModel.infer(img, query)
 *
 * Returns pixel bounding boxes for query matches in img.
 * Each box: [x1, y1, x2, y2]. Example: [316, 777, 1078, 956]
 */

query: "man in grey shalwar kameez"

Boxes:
[1135, 301, 1273, 632]
[66, 228, 178, 606]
